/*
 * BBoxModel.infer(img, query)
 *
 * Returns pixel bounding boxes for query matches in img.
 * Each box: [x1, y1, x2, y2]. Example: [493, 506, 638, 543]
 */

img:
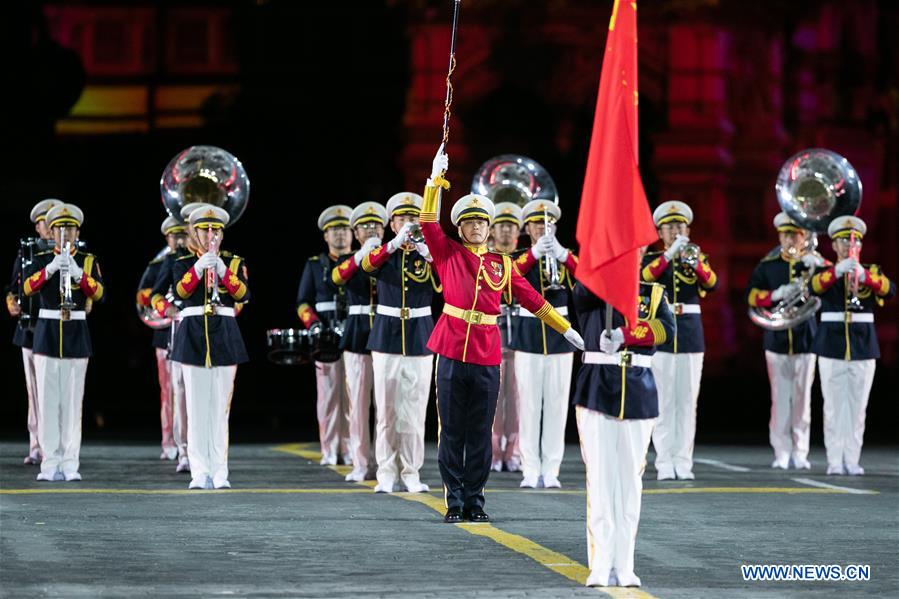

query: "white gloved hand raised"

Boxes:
[563, 327, 585, 351]
[835, 258, 858, 277]
[600, 327, 625, 354]
[387, 223, 414, 253]
[549, 235, 569, 261]
[214, 257, 228, 279]
[354, 236, 382, 266]
[415, 241, 432, 262]
[194, 252, 218, 274]
[664, 234, 690, 261]
[430, 144, 449, 181]
[801, 253, 825, 269]
[771, 281, 801, 302]
[68, 259, 84, 284]
[530, 235, 555, 259]
[45, 252, 67, 276]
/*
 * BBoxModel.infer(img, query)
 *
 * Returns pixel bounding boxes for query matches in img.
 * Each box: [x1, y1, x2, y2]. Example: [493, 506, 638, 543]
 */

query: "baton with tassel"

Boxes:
[441, 0, 462, 147]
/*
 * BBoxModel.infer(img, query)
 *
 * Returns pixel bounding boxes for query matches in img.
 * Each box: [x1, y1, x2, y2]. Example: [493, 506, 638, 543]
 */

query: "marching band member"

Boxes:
[149, 202, 210, 474]
[170, 205, 249, 489]
[489, 202, 522, 473]
[421, 147, 584, 523]
[354, 193, 438, 493]
[6, 199, 58, 465]
[510, 200, 579, 488]
[746, 213, 821, 469]
[641, 201, 718, 480]
[137, 216, 187, 461]
[572, 280, 674, 588]
[810, 216, 894, 475]
[23, 203, 104, 482]
[331, 201, 387, 482]
[297, 205, 352, 466]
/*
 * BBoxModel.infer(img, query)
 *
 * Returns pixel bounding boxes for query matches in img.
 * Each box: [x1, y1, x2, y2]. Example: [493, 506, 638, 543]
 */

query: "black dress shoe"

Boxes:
[444, 507, 463, 523]
[463, 507, 490, 523]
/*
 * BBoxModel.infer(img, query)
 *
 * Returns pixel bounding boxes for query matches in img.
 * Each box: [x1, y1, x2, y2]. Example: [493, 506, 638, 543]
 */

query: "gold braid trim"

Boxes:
[647, 319, 667, 345]
[534, 301, 570, 334]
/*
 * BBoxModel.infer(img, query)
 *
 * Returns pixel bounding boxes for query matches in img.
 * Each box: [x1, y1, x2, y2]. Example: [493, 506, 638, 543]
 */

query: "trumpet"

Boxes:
[542, 205, 564, 290]
[58, 230, 76, 322]
[204, 228, 223, 315]
[678, 242, 701, 270]
[847, 231, 863, 311]
[408, 223, 425, 244]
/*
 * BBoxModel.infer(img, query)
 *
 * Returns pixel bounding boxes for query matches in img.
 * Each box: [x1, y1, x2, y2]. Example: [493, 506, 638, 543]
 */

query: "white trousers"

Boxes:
[34, 355, 88, 476]
[577, 407, 654, 583]
[182, 364, 236, 484]
[315, 358, 350, 461]
[371, 352, 432, 487]
[651, 351, 703, 472]
[513, 351, 573, 479]
[170, 360, 188, 459]
[154, 348, 176, 453]
[765, 351, 816, 463]
[344, 351, 374, 472]
[492, 350, 519, 464]
[22, 348, 40, 456]
[819, 357, 876, 468]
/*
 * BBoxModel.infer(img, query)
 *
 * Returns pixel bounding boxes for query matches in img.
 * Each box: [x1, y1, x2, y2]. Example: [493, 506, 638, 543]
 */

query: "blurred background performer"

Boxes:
[571, 281, 673, 587]
[746, 213, 821, 470]
[489, 202, 522, 473]
[331, 201, 387, 482]
[148, 203, 209, 473]
[421, 147, 583, 523]
[810, 216, 894, 475]
[170, 206, 249, 489]
[510, 200, 579, 489]
[641, 201, 718, 481]
[6, 199, 58, 465]
[297, 206, 352, 466]
[357, 193, 437, 494]
[24, 203, 104, 482]
[136, 216, 187, 461]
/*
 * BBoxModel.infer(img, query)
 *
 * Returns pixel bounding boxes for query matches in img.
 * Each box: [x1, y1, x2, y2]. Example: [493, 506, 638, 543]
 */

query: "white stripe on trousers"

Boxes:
[513, 351, 573, 479]
[21, 348, 40, 456]
[371, 352, 432, 487]
[651, 351, 703, 472]
[343, 351, 374, 472]
[492, 350, 519, 464]
[33, 355, 88, 476]
[818, 357, 876, 469]
[577, 407, 654, 585]
[170, 360, 188, 459]
[764, 351, 815, 463]
[315, 357, 350, 462]
[154, 348, 176, 453]
[182, 364, 236, 484]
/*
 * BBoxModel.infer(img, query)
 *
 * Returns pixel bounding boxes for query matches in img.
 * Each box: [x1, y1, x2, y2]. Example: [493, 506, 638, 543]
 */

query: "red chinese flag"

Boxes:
[575, 0, 657, 326]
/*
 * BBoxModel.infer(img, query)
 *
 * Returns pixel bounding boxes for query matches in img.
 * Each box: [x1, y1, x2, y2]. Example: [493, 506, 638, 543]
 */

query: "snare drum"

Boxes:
[311, 326, 342, 363]
[266, 328, 312, 365]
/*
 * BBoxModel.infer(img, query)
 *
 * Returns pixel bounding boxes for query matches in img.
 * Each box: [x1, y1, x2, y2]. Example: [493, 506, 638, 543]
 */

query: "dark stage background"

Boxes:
[1, 1, 897, 447]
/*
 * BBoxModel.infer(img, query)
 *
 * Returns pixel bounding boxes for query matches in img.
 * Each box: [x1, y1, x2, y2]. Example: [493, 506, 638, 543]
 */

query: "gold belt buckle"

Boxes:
[673, 303, 684, 315]
[463, 309, 484, 325]
[369, 306, 377, 317]
[204, 303, 215, 316]
[60, 308, 71, 322]
[618, 351, 633, 367]
[400, 307, 410, 320]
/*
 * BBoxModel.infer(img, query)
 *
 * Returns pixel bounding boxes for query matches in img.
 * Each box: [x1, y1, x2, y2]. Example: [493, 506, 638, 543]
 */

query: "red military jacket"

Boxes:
[420, 178, 571, 366]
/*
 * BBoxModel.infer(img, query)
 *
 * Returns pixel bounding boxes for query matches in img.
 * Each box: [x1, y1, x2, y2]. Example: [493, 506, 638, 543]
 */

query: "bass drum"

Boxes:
[311, 326, 342, 363]
[266, 328, 312, 366]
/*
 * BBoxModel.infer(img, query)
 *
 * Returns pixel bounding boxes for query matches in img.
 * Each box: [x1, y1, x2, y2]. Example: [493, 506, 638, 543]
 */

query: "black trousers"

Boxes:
[436, 356, 500, 511]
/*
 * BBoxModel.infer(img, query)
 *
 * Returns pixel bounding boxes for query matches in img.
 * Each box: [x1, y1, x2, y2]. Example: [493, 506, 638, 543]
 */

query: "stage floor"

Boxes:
[1, 442, 896, 598]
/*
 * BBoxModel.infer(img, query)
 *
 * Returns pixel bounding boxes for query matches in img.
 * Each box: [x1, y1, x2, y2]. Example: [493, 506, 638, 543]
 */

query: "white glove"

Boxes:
[563, 327, 585, 351]
[771, 282, 801, 302]
[600, 327, 625, 354]
[354, 237, 381, 266]
[835, 258, 858, 277]
[801, 253, 825, 269]
[415, 241, 432, 262]
[530, 235, 554, 259]
[664, 234, 690, 261]
[549, 236, 569, 261]
[45, 252, 67, 276]
[387, 223, 414, 253]
[430, 144, 449, 181]
[214, 257, 227, 279]
[68, 259, 84, 284]
[194, 252, 218, 274]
